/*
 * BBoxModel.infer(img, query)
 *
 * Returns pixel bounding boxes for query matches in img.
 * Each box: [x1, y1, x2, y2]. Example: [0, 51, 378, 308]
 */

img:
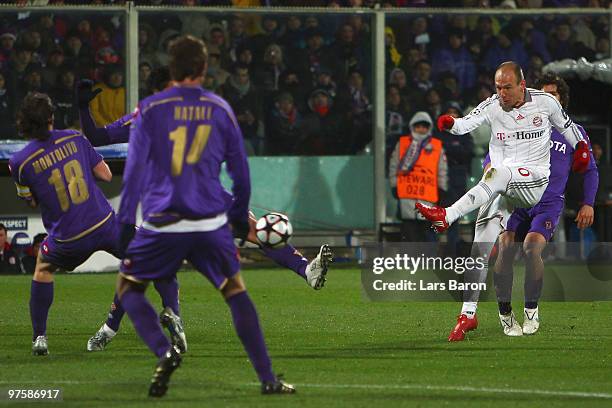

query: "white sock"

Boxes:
[446, 167, 511, 225]
[102, 324, 116, 337]
[461, 302, 478, 318]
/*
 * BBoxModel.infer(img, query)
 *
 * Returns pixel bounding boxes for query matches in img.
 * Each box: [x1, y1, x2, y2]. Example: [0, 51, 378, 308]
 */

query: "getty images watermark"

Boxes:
[360, 242, 612, 302]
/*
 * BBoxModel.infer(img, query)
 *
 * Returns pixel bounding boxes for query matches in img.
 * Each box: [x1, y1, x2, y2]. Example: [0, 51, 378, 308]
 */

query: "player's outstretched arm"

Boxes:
[76, 79, 114, 147]
[441, 95, 495, 135]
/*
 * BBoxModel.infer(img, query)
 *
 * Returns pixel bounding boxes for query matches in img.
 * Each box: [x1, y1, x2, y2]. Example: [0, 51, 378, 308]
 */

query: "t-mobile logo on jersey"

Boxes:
[496, 132, 506, 140]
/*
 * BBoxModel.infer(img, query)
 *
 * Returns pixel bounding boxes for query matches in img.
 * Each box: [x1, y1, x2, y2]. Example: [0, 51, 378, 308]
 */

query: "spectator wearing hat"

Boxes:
[301, 88, 346, 155]
[0, 31, 16, 67]
[22, 233, 47, 275]
[435, 102, 473, 255]
[267, 91, 302, 155]
[90, 64, 125, 125]
[389, 111, 448, 242]
[293, 27, 329, 88]
[0, 71, 16, 139]
[222, 63, 262, 154]
[0, 224, 20, 275]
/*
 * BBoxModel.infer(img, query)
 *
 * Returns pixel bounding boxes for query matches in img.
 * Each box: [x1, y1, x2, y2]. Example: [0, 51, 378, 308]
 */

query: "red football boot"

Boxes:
[448, 314, 479, 342]
[415, 203, 449, 233]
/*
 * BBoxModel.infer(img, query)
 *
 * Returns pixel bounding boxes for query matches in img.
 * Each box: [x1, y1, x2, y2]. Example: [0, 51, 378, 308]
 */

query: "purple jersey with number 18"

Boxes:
[9, 129, 113, 241]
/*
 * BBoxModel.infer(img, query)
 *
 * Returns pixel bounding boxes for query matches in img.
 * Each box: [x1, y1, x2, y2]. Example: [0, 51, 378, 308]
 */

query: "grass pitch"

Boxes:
[0, 268, 611, 407]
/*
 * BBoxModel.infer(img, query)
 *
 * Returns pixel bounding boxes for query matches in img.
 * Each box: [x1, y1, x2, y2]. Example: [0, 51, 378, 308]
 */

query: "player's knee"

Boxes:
[523, 233, 546, 259]
[221, 274, 246, 299]
[498, 231, 515, 254]
[116, 274, 147, 298]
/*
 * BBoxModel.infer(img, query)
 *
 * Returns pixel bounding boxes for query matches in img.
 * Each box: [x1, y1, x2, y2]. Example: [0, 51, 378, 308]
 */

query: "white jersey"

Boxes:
[450, 88, 584, 178]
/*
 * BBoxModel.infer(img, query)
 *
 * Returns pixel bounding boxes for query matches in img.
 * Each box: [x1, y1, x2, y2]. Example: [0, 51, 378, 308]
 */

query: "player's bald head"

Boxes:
[495, 61, 524, 85]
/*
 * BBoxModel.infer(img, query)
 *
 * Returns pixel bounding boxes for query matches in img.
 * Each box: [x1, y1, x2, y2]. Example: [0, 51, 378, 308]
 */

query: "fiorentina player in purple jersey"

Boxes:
[493, 73, 598, 335]
[77, 69, 332, 352]
[8, 92, 120, 356]
[115, 36, 294, 397]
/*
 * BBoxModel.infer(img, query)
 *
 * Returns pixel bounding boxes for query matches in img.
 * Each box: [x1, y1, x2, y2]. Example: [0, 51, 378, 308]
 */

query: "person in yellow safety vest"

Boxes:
[389, 111, 448, 242]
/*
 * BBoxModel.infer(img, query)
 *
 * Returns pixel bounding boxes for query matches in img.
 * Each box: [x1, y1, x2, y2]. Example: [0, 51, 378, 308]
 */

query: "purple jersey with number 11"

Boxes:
[9, 130, 113, 241]
[118, 86, 250, 226]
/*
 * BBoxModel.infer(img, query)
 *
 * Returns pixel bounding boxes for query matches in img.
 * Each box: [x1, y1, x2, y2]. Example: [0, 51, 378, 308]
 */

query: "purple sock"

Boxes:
[154, 278, 180, 315]
[105, 293, 125, 332]
[30, 281, 54, 341]
[120, 290, 171, 358]
[262, 244, 307, 279]
[226, 291, 275, 383]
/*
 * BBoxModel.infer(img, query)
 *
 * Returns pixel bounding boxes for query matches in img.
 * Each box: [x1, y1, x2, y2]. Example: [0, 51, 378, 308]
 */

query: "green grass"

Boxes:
[1, 268, 611, 407]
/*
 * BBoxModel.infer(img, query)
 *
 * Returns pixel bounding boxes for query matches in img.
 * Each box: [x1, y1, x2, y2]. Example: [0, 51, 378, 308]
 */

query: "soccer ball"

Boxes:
[255, 212, 293, 248]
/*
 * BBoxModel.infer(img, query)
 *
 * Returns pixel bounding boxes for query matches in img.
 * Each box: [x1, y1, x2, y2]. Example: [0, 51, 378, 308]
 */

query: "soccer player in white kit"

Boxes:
[416, 61, 590, 233]
[416, 62, 591, 336]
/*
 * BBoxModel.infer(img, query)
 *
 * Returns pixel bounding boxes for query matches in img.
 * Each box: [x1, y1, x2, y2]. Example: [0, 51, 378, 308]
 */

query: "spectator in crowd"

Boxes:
[406, 16, 431, 58]
[525, 53, 544, 85]
[34, 14, 63, 53]
[207, 45, 231, 88]
[138, 23, 159, 68]
[22, 233, 47, 275]
[338, 68, 372, 152]
[155, 28, 180, 67]
[312, 65, 338, 101]
[266, 91, 302, 155]
[221, 63, 262, 154]
[251, 16, 285, 64]
[482, 27, 528, 72]
[385, 83, 411, 169]
[388, 67, 413, 103]
[293, 27, 328, 88]
[326, 22, 366, 84]
[436, 71, 462, 102]
[467, 16, 497, 62]
[207, 24, 232, 69]
[6, 47, 35, 98]
[412, 59, 433, 96]
[16, 64, 45, 109]
[279, 68, 308, 113]
[0, 224, 20, 275]
[436, 101, 473, 255]
[177, 1, 211, 40]
[235, 42, 255, 72]
[138, 61, 152, 97]
[515, 18, 551, 63]
[63, 30, 93, 77]
[385, 26, 403, 77]
[19, 29, 45, 65]
[389, 111, 448, 242]
[0, 30, 16, 67]
[280, 15, 305, 52]
[421, 87, 443, 122]
[89, 63, 125, 125]
[254, 43, 286, 105]
[0, 71, 16, 139]
[41, 47, 65, 89]
[301, 88, 346, 155]
[432, 30, 476, 89]
[51, 67, 79, 129]
[548, 20, 576, 61]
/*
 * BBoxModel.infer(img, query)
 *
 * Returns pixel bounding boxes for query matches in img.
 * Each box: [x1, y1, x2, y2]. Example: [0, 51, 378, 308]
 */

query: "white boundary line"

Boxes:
[1, 381, 610, 399]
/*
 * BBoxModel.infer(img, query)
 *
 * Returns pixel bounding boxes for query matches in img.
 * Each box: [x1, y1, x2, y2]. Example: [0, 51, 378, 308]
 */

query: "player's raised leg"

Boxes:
[246, 211, 333, 290]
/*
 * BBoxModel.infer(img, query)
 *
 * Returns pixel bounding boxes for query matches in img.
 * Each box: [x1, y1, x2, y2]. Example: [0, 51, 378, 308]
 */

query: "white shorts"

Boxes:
[503, 165, 548, 208]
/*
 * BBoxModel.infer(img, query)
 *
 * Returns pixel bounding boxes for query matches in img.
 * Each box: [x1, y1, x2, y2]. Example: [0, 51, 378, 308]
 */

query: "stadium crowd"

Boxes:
[0, 4, 610, 157]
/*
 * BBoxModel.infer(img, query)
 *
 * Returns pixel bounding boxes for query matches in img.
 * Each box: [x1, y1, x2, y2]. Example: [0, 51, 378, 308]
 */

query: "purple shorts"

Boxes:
[506, 198, 564, 242]
[120, 225, 240, 289]
[41, 214, 121, 271]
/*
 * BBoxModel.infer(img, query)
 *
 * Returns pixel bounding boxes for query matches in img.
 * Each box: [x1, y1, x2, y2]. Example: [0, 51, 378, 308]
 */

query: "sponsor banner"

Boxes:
[361, 242, 612, 302]
[0, 140, 128, 160]
[0, 216, 28, 230]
